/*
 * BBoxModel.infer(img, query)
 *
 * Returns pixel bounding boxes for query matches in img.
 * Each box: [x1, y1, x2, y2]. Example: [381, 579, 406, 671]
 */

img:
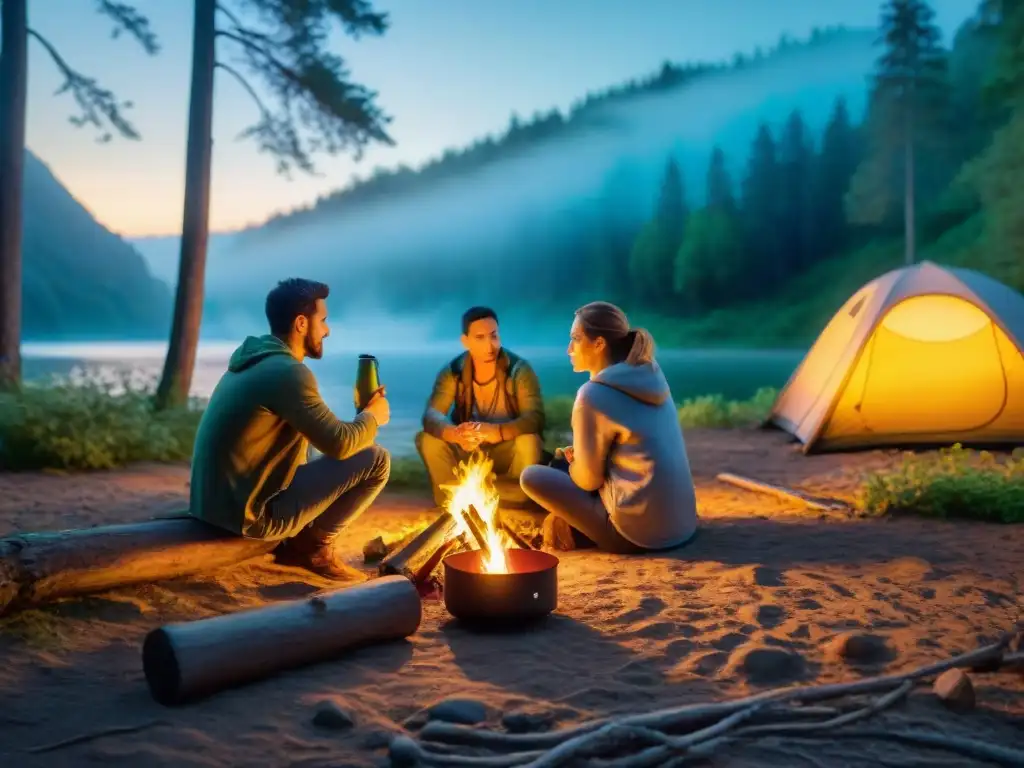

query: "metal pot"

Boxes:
[443, 548, 558, 623]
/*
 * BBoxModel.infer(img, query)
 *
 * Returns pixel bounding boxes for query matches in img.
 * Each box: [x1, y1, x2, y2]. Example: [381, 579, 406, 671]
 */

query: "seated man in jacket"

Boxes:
[416, 306, 545, 507]
[189, 278, 391, 579]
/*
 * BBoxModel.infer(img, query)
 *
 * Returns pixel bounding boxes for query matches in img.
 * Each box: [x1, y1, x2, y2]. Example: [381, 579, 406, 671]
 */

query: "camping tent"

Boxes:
[767, 260, 1024, 453]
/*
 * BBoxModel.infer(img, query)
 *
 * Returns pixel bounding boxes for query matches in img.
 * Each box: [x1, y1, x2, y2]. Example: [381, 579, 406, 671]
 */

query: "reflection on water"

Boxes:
[22, 341, 804, 456]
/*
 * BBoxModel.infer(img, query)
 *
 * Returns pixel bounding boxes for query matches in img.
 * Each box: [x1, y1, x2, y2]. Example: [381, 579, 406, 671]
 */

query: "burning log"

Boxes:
[0, 518, 277, 617]
[462, 504, 492, 555]
[142, 575, 422, 705]
[377, 510, 462, 583]
[497, 518, 533, 550]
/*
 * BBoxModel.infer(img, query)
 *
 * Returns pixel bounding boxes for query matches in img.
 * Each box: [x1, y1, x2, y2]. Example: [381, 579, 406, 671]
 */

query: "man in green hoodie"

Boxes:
[189, 278, 391, 579]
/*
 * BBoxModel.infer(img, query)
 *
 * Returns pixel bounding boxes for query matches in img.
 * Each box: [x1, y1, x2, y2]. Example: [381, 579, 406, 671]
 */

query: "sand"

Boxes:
[1, 429, 1022, 767]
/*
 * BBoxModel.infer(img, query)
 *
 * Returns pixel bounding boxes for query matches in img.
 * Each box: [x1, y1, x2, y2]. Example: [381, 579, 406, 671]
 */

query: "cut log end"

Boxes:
[142, 628, 182, 707]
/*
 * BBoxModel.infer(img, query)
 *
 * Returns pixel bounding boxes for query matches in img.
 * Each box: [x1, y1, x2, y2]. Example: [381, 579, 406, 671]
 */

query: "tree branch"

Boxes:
[94, 0, 160, 55]
[214, 61, 273, 124]
[27, 28, 141, 142]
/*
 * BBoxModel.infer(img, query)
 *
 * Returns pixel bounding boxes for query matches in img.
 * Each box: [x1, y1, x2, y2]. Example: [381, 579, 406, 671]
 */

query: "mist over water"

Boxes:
[22, 340, 804, 456]
[132, 30, 877, 337]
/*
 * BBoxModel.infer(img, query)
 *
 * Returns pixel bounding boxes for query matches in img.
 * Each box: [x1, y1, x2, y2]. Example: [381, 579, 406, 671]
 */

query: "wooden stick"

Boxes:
[26, 720, 167, 753]
[715, 472, 850, 512]
[420, 626, 1019, 753]
[378, 510, 460, 582]
[142, 575, 422, 705]
[461, 504, 492, 555]
[498, 519, 532, 550]
[0, 518, 277, 616]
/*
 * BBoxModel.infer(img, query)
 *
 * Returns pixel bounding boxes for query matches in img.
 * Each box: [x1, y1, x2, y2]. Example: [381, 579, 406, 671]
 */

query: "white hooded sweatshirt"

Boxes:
[569, 361, 698, 550]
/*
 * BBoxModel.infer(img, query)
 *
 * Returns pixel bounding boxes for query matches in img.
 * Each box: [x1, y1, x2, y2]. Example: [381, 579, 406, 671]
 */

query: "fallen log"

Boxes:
[142, 574, 422, 705]
[715, 472, 851, 513]
[378, 510, 461, 582]
[0, 518, 277, 617]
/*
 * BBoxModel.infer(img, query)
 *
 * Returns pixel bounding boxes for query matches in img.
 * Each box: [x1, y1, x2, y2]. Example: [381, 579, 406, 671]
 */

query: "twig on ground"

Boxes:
[808, 728, 1024, 767]
[26, 720, 166, 753]
[410, 623, 1023, 768]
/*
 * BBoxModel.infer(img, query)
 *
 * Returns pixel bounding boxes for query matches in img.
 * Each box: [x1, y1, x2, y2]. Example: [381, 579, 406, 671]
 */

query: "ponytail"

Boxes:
[625, 327, 656, 365]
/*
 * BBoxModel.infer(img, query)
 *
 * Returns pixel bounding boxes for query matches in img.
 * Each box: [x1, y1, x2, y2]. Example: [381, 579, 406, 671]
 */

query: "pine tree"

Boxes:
[846, 0, 949, 265]
[811, 98, 860, 260]
[740, 123, 783, 288]
[155, 0, 394, 409]
[0, 1, 158, 389]
[705, 146, 736, 212]
[777, 109, 816, 273]
[628, 157, 687, 305]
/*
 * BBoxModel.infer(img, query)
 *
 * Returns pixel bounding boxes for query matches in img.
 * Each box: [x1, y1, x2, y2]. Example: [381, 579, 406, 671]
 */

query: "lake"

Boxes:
[21, 341, 805, 456]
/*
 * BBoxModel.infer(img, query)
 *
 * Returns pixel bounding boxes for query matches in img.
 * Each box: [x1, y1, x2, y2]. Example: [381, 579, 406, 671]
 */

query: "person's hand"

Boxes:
[456, 422, 484, 451]
[475, 423, 502, 445]
[563, 446, 574, 463]
[363, 388, 390, 427]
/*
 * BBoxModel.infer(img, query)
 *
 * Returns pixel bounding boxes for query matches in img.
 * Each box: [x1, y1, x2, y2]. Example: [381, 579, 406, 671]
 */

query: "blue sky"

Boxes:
[23, 0, 978, 237]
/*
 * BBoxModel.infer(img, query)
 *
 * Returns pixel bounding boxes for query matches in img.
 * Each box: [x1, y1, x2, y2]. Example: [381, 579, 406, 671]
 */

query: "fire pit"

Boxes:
[443, 547, 559, 622]
[432, 452, 560, 624]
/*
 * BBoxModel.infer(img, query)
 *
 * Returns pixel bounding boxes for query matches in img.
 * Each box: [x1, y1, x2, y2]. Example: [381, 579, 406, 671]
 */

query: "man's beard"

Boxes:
[305, 337, 323, 360]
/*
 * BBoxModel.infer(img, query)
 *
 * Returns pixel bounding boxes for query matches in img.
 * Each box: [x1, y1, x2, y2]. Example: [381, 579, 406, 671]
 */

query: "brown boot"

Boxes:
[542, 514, 576, 552]
[306, 546, 365, 581]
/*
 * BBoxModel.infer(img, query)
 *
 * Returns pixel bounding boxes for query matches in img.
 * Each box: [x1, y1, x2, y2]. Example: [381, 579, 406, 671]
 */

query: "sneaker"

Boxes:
[542, 514, 576, 551]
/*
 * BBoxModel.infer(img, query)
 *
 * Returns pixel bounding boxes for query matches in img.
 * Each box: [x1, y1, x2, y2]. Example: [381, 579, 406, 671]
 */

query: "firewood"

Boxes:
[0, 518, 277, 616]
[497, 519, 532, 550]
[143, 574, 422, 705]
[378, 510, 461, 582]
[462, 504, 492, 555]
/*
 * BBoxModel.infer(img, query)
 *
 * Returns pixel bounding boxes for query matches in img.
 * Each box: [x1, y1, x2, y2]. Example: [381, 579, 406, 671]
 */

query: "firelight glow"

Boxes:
[441, 452, 509, 574]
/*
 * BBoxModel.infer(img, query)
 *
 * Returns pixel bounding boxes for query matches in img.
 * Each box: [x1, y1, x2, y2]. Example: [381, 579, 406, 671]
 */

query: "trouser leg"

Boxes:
[260, 445, 391, 557]
[487, 433, 543, 506]
[519, 464, 644, 554]
[415, 431, 461, 507]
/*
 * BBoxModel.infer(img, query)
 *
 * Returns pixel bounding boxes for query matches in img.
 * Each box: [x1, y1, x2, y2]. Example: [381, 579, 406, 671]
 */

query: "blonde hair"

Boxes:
[574, 301, 655, 366]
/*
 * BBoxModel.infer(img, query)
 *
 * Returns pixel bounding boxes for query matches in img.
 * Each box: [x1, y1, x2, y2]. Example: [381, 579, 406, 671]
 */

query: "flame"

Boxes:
[440, 452, 509, 573]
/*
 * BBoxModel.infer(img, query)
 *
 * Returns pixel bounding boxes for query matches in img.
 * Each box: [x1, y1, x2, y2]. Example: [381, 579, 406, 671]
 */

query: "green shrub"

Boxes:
[0, 369, 202, 471]
[859, 444, 1024, 523]
[388, 453, 430, 493]
[677, 387, 778, 428]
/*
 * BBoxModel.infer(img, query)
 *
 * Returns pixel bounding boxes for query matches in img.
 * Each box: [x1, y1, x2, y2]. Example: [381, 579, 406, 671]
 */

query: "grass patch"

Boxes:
[859, 444, 1024, 523]
[0, 369, 202, 471]
[677, 387, 777, 428]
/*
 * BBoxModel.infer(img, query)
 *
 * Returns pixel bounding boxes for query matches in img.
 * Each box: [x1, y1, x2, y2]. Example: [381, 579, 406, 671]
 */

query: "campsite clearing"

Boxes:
[1, 428, 1021, 767]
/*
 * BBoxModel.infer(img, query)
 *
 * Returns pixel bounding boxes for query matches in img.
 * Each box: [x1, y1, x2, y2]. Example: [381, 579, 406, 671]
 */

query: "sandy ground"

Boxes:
[0, 429, 1022, 767]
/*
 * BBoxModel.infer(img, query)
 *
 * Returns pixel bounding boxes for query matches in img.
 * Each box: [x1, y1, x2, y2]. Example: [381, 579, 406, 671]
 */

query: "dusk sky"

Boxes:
[24, 0, 978, 238]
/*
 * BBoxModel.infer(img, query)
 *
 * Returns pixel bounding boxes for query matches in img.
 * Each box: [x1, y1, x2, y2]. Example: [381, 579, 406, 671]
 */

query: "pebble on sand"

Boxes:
[312, 699, 355, 730]
[933, 668, 976, 712]
[825, 631, 894, 665]
[725, 645, 807, 685]
[427, 697, 489, 725]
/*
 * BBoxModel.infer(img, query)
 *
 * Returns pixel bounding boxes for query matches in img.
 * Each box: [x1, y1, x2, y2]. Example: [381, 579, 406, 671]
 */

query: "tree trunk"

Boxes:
[142, 575, 422, 705]
[155, 0, 217, 410]
[904, 105, 916, 266]
[0, 517, 277, 616]
[0, 0, 28, 390]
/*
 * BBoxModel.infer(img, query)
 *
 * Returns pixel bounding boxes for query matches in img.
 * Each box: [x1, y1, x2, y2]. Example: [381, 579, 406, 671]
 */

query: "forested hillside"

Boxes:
[21, 152, 170, 340]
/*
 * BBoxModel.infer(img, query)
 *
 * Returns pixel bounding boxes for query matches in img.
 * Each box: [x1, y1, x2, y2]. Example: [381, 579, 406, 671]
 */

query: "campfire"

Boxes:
[376, 451, 559, 621]
[440, 452, 511, 573]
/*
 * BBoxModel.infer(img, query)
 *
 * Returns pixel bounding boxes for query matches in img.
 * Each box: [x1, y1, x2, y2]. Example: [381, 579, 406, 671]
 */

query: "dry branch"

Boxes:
[0, 518, 276, 616]
[716, 472, 850, 512]
[407, 624, 1023, 767]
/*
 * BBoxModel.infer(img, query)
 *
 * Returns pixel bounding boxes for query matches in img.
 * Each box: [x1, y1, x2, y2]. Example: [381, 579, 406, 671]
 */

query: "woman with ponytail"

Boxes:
[520, 301, 698, 553]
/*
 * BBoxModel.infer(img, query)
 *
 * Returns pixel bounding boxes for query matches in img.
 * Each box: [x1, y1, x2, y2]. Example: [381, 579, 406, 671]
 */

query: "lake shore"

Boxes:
[1, 429, 1022, 767]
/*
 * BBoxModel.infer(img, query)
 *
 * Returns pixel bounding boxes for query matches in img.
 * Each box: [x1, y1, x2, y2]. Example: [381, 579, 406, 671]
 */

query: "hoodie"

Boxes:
[569, 361, 698, 550]
[189, 335, 378, 537]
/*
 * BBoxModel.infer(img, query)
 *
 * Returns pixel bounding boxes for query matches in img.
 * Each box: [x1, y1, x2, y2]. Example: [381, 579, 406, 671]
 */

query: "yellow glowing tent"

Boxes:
[767, 261, 1024, 453]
